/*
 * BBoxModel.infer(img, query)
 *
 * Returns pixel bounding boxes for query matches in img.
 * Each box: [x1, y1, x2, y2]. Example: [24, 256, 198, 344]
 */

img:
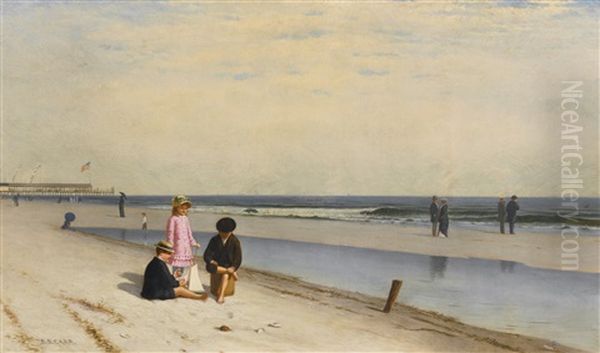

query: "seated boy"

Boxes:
[141, 240, 207, 301]
[203, 217, 242, 304]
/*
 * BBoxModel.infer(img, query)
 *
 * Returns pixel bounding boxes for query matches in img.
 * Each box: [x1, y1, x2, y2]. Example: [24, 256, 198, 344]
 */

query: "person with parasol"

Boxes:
[118, 192, 127, 218]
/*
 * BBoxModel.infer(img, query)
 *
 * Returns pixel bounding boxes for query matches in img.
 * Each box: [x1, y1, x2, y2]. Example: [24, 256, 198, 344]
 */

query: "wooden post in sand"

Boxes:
[383, 280, 403, 313]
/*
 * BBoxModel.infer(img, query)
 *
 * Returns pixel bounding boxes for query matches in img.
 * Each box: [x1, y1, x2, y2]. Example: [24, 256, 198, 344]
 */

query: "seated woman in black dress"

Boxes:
[203, 217, 242, 304]
[141, 240, 207, 301]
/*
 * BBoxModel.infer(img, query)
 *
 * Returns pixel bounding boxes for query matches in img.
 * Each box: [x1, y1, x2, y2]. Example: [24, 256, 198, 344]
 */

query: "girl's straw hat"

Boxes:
[172, 195, 192, 208]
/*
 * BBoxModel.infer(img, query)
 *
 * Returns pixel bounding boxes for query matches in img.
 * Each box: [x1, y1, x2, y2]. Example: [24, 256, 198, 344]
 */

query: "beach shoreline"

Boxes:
[33, 198, 599, 274]
[1, 199, 596, 352]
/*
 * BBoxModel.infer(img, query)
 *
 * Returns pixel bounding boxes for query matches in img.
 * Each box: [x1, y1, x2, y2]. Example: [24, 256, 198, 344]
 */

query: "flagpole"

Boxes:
[81, 162, 92, 186]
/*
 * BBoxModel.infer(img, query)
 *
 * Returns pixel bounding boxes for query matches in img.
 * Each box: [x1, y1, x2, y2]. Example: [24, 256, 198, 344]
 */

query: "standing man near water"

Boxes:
[506, 195, 520, 234]
[141, 212, 148, 230]
[437, 199, 449, 238]
[430, 196, 439, 237]
[118, 193, 127, 218]
[497, 197, 506, 234]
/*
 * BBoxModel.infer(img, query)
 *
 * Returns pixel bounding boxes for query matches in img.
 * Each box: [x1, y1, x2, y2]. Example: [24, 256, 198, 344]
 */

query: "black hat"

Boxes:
[216, 217, 236, 233]
[511, 195, 518, 200]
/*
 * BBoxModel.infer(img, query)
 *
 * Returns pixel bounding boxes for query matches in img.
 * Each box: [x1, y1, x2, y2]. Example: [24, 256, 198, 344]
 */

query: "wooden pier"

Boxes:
[0, 183, 114, 196]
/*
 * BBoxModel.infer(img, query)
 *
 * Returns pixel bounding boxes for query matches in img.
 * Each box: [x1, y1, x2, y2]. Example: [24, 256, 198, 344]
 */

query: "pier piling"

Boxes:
[383, 279, 403, 313]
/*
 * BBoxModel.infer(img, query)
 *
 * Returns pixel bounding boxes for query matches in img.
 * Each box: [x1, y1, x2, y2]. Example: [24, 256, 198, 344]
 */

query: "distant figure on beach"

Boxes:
[141, 241, 207, 301]
[12, 194, 19, 207]
[430, 196, 439, 237]
[118, 193, 127, 218]
[437, 199, 449, 238]
[141, 213, 148, 231]
[506, 195, 520, 234]
[204, 217, 242, 304]
[497, 197, 506, 234]
[61, 212, 76, 230]
[166, 195, 200, 281]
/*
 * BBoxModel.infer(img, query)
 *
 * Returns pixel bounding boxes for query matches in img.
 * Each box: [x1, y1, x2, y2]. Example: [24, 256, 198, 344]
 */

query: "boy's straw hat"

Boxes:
[172, 195, 192, 208]
[155, 240, 175, 253]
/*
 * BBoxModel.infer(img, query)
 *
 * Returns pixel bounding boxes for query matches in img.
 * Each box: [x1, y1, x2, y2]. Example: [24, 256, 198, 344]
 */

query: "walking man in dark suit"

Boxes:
[430, 196, 439, 237]
[118, 193, 126, 218]
[497, 197, 506, 234]
[506, 195, 520, 234]
[437, 199, 449, 238]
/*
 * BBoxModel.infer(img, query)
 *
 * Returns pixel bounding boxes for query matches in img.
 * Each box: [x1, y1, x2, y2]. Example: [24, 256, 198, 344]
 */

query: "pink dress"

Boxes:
[166, 215, 199, 267]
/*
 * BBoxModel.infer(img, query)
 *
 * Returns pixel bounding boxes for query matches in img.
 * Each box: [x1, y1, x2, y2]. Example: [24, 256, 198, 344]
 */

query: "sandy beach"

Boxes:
[0, 200, 594, 352]
[4, 1, 599, 352]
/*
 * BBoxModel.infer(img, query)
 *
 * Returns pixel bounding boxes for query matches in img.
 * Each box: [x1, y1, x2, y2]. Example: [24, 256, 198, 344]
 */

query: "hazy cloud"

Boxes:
[215, 72, 260, 81]
[277, 29, 328, 41]
[233, 72, 258, 81]
[312, 89, 330, 97]
[359, 69, 390, 76]
[304, 10, 324, 16]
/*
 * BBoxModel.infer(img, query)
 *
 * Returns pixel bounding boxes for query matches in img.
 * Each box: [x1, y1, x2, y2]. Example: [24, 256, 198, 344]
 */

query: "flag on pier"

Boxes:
[81, 161, 91, 173]
[29, 164, 42, 183]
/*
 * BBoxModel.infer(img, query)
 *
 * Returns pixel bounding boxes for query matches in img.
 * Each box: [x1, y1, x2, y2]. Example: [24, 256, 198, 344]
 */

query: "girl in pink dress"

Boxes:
[166, 195, 200, 280]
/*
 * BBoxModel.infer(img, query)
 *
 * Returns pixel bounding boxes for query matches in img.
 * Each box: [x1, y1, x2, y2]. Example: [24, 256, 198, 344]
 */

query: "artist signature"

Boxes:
[38, 338, 74, 345]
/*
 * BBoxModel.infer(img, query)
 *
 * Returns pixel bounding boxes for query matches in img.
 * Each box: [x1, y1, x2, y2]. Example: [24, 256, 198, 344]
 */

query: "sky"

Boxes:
[2, 0, 599, 196]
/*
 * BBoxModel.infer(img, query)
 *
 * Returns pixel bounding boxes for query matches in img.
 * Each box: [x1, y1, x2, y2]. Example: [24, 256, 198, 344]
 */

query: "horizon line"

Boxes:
[80, 194, 600, 199]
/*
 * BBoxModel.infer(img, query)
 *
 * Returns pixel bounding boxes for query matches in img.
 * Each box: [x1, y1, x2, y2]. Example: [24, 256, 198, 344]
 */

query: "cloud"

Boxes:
[495, 0, 547, 9]
[233, 72, 258, 81]
[277, 29, 328, 41]
[212, 71, 259, 81]
[564, 0, 599, 14]
[312, 89, 330, 96]
[353, 52, 403, 58]
[98, 43, 128, 51]
[304, 10, 324, 16]
[359, 69, 389, 76]
[374, 28, 424, 45]
[376, 29, 414, 39]
[412, 73, 440, 79]
[223, 15, 240, 21]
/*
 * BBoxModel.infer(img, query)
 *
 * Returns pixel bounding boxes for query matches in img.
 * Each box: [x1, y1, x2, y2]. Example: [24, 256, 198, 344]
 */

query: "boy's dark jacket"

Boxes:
[203, 234, 242, 270]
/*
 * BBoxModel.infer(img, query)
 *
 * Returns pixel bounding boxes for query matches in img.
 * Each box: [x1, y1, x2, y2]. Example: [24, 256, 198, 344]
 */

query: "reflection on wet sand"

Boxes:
[429, 256, 448, 280]
[501, 260, 516, 273]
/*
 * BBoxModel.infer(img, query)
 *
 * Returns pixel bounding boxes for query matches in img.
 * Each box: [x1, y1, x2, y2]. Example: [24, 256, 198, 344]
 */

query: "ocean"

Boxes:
[74, 195, 600, 234]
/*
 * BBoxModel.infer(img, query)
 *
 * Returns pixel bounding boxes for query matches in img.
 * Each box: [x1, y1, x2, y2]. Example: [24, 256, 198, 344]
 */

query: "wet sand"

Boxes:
[72, 201, 599, 273]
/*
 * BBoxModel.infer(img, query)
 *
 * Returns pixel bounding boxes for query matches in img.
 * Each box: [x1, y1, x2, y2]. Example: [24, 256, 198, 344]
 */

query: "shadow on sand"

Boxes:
[118, 272, 144, 298]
